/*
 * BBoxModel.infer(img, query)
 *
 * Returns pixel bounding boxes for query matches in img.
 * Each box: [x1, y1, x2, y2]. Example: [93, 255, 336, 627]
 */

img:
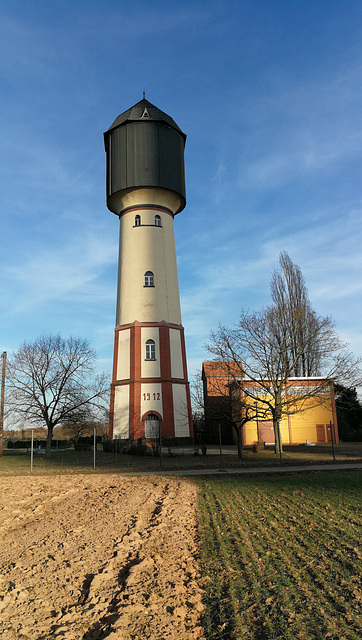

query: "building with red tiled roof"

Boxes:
[202, 361, 338, 446]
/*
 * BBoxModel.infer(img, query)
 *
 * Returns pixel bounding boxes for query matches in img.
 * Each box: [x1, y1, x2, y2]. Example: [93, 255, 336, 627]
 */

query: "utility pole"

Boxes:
[0, 351, 7, 456]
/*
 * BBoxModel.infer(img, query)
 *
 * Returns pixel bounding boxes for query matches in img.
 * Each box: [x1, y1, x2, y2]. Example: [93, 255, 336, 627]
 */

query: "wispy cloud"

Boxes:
[180, 195, 362, 376]
[3, 232, 117, 317]
[234, 62, 362, 191]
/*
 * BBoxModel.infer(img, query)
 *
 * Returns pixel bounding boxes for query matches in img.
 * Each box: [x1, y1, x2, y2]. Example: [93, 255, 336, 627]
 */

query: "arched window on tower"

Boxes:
[144, 271, 154, 287]
[145, 339, 156, 360]
[154, 214, 161, 226]
[134, 214, 141, 226]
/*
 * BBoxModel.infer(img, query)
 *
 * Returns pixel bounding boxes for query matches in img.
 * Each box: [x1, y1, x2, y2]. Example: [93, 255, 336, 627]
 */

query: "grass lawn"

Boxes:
[0, 442, 361, 475]
[197, 471, 362, 639]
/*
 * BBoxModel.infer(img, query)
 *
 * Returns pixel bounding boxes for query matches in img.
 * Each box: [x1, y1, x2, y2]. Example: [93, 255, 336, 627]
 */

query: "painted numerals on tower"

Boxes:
[141, 384, 162, 419]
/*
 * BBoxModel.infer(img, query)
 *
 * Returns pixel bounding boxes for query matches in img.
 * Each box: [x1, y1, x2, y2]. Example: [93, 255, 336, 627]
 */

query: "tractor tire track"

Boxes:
[0, 475, 205, 640]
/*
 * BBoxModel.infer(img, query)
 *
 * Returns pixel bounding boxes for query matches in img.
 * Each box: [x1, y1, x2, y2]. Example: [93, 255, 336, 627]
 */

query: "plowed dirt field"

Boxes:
[0, 475, 205, 640]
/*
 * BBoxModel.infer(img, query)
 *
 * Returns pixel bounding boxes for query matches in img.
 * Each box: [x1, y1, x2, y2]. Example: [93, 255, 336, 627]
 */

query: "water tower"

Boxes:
[104, 97, 193, 442]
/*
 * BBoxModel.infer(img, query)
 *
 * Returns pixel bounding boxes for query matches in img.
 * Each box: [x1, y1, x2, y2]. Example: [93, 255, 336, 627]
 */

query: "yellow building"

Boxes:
[202, 362, 339, 446]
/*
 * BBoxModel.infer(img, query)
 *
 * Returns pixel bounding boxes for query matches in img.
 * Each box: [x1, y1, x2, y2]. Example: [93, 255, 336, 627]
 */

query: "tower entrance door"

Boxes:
[144, 413, 160, 439]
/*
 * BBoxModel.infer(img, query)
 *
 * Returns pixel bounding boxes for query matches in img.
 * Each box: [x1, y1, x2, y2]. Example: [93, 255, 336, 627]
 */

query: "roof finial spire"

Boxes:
[143, 90, 145, 99]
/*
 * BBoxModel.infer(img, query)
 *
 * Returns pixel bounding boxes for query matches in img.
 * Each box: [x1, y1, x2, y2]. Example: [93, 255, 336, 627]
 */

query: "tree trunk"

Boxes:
[236, 427, 243, 460]
[274, 419, 283, 463]
[46, 425, 54, 457]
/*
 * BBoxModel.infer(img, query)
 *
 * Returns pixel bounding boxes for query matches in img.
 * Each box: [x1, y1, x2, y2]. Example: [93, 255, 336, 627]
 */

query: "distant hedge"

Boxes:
[102, 439, 148, 456]
[73, 435, 103, 451]
[7, 439, 70, 449]
[102, 439, 128, 453]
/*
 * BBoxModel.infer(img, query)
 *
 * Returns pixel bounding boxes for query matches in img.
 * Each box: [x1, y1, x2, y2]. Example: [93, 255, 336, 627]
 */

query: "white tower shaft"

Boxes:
[116, 205, 181, 326]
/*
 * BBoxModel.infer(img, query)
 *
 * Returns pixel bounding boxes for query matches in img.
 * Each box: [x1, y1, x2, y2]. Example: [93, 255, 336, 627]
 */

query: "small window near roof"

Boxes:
[135, 215, 141, 226]
[144, 271, 154, 287]
[154, 215, 161, 226]
[145, 339, 156, 360]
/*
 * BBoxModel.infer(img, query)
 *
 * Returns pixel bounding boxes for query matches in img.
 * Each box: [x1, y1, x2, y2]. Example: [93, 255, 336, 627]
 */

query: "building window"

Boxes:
[154, 215, 161, 226]
[144, 271, 154, 287]
[134, 215, 141, 226]
[145, 339, 156, 360]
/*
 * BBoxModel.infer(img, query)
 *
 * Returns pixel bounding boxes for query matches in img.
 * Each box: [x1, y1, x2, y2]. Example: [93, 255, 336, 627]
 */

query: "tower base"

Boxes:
[109, 321, 193, 441]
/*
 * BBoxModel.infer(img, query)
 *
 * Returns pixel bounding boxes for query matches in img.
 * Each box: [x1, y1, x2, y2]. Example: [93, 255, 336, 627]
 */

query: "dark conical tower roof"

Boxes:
[106, 98, 186, 141]
[104, 97, 187, 215]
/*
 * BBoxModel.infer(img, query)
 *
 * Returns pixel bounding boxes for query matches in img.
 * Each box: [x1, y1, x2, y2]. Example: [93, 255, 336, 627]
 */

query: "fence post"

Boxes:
[277, 421, 283, 465]
[30, 430, 34, 472]
[93, 427, 96, 470]
[218, 424, 222, 464]
[159, 421, 163, 471]
[330, 420, 336, 461]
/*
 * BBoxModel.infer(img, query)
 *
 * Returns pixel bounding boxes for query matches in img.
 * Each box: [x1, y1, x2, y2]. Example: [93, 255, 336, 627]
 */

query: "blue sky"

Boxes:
[1, 0, 362, 382]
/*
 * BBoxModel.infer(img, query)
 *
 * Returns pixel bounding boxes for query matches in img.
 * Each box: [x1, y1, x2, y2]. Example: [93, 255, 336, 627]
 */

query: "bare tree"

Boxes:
[206, 256, 360, 458]
[6, 334, 110, 456]
[62, 420, 98, 443]
[271, 251, 322, 376]
[197, 366, 256, 459]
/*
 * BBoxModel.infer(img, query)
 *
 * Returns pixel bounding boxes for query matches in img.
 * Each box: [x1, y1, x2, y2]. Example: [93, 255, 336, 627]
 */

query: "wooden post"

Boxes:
[0, 351, 6, 457]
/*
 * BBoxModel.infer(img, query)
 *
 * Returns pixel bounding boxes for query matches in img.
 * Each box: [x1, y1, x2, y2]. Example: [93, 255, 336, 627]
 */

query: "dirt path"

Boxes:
[0, 475, 205, 639]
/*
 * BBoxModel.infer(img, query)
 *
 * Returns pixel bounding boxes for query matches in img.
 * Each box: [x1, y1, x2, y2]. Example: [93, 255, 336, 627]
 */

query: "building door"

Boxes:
[258, 421, 275, 444]
[145, 413, 160, 439]
[316, 424, 326, 444]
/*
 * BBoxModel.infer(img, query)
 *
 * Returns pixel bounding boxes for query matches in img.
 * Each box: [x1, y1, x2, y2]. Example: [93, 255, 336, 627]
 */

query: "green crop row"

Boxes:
[197, 472, 362, 640]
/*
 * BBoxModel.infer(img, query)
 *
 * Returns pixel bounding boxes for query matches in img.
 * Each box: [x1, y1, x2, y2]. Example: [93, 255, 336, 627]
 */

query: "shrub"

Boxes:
[127, 443, 148, 457]
[102, 439, 128, 453]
